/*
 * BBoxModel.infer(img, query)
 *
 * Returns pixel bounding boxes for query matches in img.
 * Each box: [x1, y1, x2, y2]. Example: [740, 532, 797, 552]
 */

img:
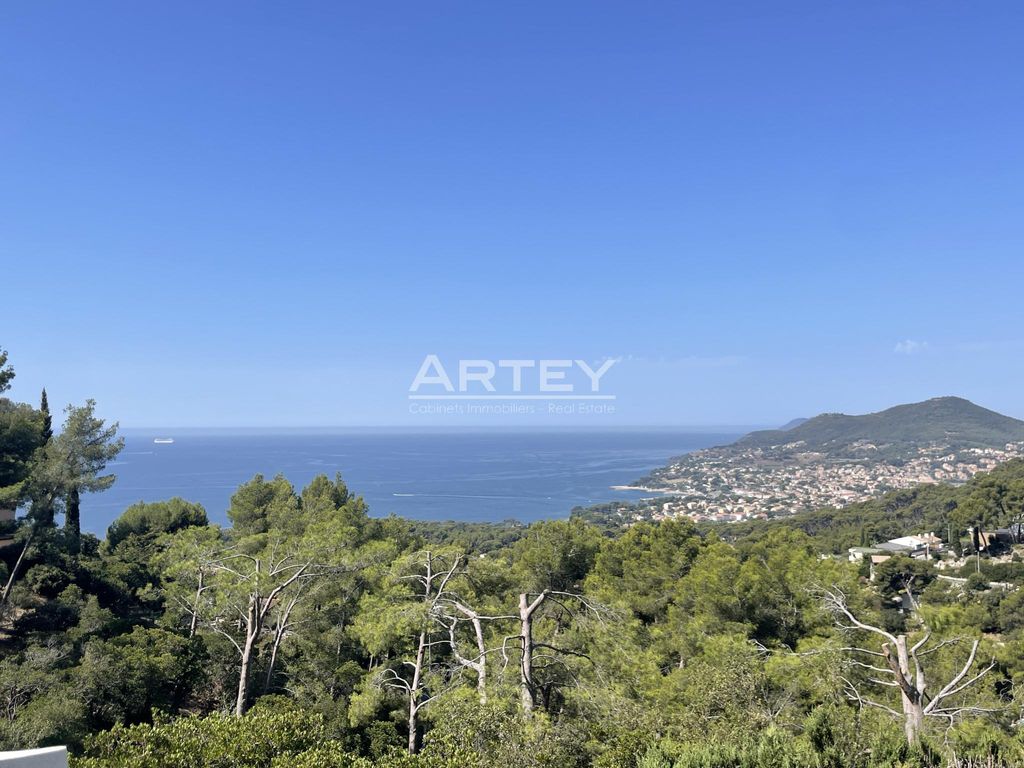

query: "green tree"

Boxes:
[39, 389, 52, 442]
[301, 472, 351, 513]
[107, 498, 208, 550]
[663, 537, 749, 663]
[0, 348, 13, 394]
[34, 400, 123, 553]
[507, 520, 604, 717]
[204, 540, 329, 716]
[76, 627, 207, 731]
[586, 519, 702, 623]
[0, 399, 45, 512]
[227, 474, 299, 538]
[30, 389, 56, 526]
[512, 518, 600, 593]
[351, 549, 464, 754]
[874, 555, 936, 604]
[0, 388, 46, 610]
[179, 475, 364, 717]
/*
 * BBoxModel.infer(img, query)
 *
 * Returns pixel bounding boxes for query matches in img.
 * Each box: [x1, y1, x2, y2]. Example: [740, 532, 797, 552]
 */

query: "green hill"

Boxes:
[738, 396, 1024, 456]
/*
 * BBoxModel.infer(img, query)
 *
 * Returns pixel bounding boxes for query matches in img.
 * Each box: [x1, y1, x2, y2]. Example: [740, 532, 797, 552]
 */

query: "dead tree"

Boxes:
[823, 588, 997, 745]
[505, 589, 601, 717]
[378, 551, 462, 755]
[436, 598, 511, 705]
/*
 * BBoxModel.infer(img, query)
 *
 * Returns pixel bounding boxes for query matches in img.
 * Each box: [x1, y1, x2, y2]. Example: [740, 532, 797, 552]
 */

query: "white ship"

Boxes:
[153, 437, 175, 444]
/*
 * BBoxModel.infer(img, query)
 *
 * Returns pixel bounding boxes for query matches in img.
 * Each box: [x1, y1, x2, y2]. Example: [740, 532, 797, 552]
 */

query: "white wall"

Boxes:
[0, 747, 68, 768]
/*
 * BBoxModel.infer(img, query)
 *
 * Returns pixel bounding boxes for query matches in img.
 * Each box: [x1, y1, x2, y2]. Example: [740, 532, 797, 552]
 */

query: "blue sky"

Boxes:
[2, 2, 1023, 427]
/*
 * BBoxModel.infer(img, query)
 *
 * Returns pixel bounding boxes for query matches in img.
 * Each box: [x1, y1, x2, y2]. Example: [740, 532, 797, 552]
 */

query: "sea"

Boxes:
[80, 429, 743, 535]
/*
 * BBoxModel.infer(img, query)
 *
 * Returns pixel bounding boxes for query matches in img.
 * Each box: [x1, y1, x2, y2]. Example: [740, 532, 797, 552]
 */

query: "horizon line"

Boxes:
[116, 423, 764, 432]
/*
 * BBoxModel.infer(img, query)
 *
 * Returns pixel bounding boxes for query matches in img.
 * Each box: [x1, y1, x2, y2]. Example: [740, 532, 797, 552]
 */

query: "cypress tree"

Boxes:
[40, 388, 53, 442]
[31, 388, 56, 526]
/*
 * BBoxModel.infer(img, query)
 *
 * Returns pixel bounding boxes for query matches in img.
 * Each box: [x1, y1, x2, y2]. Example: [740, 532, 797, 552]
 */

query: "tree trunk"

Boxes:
[236, 634, 255, 716]
[470, 614, 487, 704]
[235, 598, 260, 716]
[516, 591, 551, 716]
[904, 699, 924, 745]
[448, 604, 488, 704]
[32, 498, 55, 528]
[0, 528, 34, 608]
[188, 571, 204, 638]
[889, 634, 925, 745]
[263, 595, 298, 694]
[519, 593, 535, 716]
[65, 487, 81, 554]
[408, 630, 427, 754]
[407, 701, 419, 755]
[330, 639, 343, 698]
[264, 624, 284, 694]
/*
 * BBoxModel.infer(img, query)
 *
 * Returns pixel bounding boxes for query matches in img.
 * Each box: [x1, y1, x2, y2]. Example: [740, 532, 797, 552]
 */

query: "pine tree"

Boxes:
[66, 485, 81, 551]
[32, 400, 123, 553]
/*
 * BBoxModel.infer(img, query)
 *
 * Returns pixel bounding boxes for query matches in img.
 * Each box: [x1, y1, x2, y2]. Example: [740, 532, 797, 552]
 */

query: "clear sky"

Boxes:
[2, 2, 1023, 427]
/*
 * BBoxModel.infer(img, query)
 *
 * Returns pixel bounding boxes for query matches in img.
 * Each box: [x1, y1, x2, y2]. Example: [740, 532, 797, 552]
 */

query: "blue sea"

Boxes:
[80, 429, 741, 535]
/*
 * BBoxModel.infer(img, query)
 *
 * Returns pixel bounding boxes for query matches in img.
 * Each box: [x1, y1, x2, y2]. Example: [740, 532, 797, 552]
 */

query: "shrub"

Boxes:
[73, 708, 329, 768]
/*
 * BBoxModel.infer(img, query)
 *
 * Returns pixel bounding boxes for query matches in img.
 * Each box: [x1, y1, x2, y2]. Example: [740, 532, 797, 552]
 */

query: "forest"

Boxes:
[2, 348, 1024, 768]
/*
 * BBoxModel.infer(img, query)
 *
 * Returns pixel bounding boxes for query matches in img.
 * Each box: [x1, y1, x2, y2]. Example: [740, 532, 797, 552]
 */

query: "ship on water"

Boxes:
[153, 437, 174, 444]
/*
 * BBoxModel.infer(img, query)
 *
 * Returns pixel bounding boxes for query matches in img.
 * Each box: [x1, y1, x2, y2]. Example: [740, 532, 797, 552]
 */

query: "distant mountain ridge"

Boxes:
[739, 397, 1024, 456]
[777, 417, 808, 431]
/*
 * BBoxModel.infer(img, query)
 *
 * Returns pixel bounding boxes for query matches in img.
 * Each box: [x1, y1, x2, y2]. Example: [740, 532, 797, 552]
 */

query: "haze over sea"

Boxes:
[80, 429, 743, 535]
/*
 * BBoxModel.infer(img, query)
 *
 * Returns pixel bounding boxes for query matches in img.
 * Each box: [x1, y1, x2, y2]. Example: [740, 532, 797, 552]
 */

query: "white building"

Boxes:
[0, 747, 68, 768]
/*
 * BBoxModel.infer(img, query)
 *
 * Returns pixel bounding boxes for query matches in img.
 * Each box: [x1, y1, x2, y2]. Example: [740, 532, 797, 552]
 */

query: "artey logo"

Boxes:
[409, 355, 616, 400]
[407, 356, 618, 417]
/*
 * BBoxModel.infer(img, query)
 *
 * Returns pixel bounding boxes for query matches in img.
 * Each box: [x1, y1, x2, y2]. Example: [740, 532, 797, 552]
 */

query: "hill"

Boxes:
[739, 397, 1024, 457]
[777, 417, 808, 431]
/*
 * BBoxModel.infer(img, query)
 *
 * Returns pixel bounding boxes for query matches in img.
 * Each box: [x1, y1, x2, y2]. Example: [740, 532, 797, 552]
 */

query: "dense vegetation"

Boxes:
[3, 350, 1024, 767]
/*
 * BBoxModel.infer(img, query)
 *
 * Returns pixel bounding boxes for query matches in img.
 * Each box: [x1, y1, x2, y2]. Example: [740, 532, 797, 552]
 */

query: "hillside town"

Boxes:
[611, 440, 1024, 524]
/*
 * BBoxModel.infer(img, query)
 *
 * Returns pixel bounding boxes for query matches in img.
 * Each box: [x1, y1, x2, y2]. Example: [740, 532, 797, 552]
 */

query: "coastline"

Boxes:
[610, 484, 672, 493]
